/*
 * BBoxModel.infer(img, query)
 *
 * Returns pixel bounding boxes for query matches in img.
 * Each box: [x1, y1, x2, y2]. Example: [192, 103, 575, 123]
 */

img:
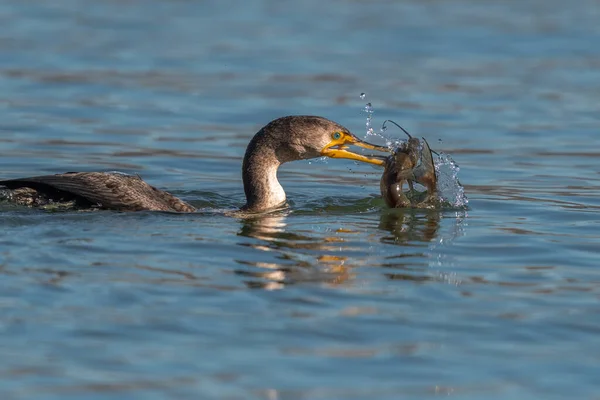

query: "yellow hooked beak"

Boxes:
[321, 133, 391, 166]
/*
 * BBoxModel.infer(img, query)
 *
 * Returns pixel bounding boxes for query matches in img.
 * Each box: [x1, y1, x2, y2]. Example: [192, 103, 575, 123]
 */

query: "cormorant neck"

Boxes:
[241, 136, 286, 212]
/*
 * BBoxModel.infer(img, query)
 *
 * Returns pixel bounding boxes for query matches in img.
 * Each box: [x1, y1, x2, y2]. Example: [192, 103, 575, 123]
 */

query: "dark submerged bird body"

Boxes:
[0, 172, 195, 212]
[0, 116, 388, 213]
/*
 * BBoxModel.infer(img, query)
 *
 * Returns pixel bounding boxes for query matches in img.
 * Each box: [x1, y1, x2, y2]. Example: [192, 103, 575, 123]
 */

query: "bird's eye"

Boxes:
[332, 132, 342, 140]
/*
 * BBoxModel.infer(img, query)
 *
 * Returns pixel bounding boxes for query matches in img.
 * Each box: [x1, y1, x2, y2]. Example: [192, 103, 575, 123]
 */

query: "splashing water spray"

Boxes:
[358, 93, 468, 209]
[360, 93, 395, 148]
[360, 93, 376, 138]
[434, 152, 468, 209]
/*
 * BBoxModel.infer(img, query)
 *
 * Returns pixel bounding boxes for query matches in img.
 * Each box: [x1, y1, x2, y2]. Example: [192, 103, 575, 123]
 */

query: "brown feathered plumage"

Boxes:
[0, 172, 195, 212]
[1, 115, 390, 213]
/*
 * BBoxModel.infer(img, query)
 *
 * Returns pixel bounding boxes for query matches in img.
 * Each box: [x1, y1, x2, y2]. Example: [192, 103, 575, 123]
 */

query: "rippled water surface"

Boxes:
[1, 1, 600, 399]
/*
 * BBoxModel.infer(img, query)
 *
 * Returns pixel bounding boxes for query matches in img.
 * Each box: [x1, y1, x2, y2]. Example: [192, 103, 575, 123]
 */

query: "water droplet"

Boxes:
[361, 102, 375, 136]
[359, 93, 366, 99]
[433, 151, 468, 209]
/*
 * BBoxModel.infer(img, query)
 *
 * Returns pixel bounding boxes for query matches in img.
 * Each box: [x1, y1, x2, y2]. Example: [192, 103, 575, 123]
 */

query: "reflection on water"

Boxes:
[378, 209, 467, 285]
[378, 209, 441, 244]
[236, 209, 467, 290]
[237, 213, 354, 289]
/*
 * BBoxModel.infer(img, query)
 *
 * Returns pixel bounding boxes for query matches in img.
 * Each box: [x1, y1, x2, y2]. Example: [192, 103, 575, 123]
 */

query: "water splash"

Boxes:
[435, 152, 468, 208]
[356, 94, 467, 209]
[363, 102, 374, 137]
[307, 156, 328, 165]
[359, 93, 376, 138]
[359, 94, 397, 147]
[378, 125, 397, 149]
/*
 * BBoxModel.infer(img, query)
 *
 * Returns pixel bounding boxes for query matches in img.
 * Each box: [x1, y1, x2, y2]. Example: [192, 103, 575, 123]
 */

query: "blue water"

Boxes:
[1, 1, 600, 399]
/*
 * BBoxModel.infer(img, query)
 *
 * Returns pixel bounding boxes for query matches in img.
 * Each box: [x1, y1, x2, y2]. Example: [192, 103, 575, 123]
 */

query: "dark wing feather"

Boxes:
[0, 172, 195, 212]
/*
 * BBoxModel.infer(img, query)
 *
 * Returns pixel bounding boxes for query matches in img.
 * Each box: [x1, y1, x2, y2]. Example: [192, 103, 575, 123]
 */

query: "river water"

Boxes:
[1, 0, 599, 399]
